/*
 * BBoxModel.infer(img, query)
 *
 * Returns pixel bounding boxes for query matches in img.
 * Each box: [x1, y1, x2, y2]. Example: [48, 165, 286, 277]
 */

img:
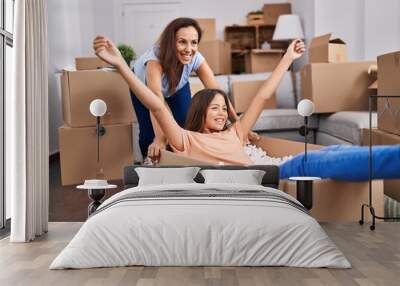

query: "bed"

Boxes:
[50, 165, 350, 269]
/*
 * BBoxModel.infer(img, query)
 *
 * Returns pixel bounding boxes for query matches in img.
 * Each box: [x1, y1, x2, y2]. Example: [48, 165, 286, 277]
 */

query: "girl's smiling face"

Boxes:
[203, 94, 228, 133]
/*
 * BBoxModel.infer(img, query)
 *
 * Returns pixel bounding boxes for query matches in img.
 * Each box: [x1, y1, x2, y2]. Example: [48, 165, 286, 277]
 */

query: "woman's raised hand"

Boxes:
[93, 36, 125, 68]
[286, 39, 305, 61]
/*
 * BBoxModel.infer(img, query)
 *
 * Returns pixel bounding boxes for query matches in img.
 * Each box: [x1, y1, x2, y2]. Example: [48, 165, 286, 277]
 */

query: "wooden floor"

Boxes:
[1, 222, 400, 286]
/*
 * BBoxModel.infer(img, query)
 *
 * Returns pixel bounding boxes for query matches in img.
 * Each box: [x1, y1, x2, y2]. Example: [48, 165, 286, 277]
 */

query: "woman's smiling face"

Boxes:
[175, 26, 199, 64]
[203, 94, 228, 133]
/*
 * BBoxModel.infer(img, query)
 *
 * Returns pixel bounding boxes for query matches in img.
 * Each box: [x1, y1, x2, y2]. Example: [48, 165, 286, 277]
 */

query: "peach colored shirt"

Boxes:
[171, 122, 253, 165]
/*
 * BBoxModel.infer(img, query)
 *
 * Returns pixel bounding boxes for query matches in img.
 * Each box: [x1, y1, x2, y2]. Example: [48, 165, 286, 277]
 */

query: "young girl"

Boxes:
[93, 37, 305, 165]
[130, 18, 236, 160]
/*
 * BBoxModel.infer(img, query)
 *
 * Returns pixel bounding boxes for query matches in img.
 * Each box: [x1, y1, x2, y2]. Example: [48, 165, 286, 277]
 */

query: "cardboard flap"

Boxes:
[310, 33, 332, 48]
[368, 80, 378, 90]
[330, 38, 346, 45]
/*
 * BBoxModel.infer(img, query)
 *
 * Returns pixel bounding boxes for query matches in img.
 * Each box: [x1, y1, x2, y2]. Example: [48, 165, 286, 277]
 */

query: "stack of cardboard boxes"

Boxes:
[363, 50, 400, 202]
[196, 18, 232, 75]
[301, 33, 375, 113]
[59, 58, 135, 186]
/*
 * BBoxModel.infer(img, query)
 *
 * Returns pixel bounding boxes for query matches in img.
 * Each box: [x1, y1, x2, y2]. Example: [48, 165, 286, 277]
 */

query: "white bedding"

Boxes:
[50, 183, 350, 269]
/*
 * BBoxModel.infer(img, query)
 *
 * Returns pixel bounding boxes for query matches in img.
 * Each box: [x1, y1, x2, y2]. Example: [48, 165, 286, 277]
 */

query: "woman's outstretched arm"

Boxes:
[93, 36, 185, 151]
[239, 40, 305, 137]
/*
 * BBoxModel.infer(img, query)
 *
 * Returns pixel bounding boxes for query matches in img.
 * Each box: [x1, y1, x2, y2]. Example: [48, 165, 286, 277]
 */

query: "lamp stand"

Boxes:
[95, 116, 106, 179]
[304, 116, 308, 162]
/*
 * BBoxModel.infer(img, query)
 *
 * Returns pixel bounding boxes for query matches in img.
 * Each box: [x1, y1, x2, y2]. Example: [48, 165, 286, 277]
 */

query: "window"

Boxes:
[1, 0, 14, 230]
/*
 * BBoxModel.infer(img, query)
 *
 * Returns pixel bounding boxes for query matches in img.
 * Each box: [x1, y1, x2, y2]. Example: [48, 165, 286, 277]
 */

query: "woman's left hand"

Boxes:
[286, 39, 305, 61]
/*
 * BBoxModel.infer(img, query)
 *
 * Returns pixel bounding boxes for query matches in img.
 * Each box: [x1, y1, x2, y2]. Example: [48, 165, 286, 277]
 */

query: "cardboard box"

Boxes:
[377, 96, 400, 135]
[231, 80, 277, 113]
[263, 3, 291, 25]
[198, 40, 231, 75]
[75, 57, 112, 70]
[362, 128, 400, 201]
[244, 49, 284, 73]
[61, 69, 136, 127]
[378, 51, 400, 96]
[196, 18, 216, 41]
[301, 61, 376, 113]
[247, 14, 265, 26]
[158, 135, 383, 222]
[59, 124, 133, 186]
[308, 33, 347, 63]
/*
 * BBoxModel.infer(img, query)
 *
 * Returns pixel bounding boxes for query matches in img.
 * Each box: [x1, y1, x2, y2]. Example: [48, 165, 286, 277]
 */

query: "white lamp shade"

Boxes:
[272, 14, 304, 41]
[90, 99, 107, 117]
[297, 99, 314, 117]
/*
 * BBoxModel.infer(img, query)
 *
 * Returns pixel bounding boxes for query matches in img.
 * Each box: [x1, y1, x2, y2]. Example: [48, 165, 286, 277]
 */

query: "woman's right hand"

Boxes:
[93, 36, 125, 69]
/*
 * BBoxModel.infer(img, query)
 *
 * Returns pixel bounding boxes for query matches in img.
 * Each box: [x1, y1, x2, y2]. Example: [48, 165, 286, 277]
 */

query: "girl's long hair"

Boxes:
[185, 89, 236, 132]
[157, 18, 202, 94]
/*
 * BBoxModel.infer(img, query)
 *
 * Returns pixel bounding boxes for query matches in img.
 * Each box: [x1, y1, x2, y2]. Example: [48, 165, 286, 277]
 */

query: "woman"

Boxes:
[131, 17, 228, 160]
[93, 36, 304, 164]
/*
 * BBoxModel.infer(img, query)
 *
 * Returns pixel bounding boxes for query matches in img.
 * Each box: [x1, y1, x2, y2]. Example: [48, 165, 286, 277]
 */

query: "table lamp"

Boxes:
[89, 99, 107, 179]
[297, 99, 314, 161]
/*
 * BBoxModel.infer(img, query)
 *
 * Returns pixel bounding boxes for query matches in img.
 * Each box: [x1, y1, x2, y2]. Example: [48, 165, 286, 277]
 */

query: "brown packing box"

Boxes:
[263, 3, 291, 25]
[61, 69, 136, 127]
[231, 80, 277, 113]
[377, 51, 400, 135]
[377, 97, 400, 135]
[301, 61, 376, 113]
[309, 33, 347, 63]
[158, 136, 383, 222]
[362, 128, 400, 201]
[75, 57, 112, 70]
[198, 40, 231, 75]
[378, 51, 400, 96]
[59, 124, 133, 186]
[244, 49, 284, 73]
[190, 82, 205, 96]
[195, 18, 216, 41]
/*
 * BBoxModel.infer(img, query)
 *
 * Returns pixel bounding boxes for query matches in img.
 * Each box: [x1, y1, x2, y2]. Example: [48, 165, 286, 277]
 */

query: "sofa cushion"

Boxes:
[318, 112, 377, 145]
[230, 72, 296, 109]
[252, 109, 319, 131]
[189, 75, 230, 95]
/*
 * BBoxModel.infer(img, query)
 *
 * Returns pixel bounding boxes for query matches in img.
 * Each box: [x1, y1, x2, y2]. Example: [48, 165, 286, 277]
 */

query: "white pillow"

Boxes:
[135, 167, 200, 186]
[200, 169, 266, 185]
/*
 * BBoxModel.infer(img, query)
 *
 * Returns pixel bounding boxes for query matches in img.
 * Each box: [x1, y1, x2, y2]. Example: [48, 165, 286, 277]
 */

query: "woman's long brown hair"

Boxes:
[185, 89, 236, 132]
[157, 18, 202, 94]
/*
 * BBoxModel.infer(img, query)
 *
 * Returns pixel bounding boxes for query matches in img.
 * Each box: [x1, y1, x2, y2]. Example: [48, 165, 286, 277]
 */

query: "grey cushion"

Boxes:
[229, 72, 296, 109]
[189, 75, 230, 95]
[252, 109, 319, 132]
[316, 132, 353, 146]
[318, 112, 377, 145]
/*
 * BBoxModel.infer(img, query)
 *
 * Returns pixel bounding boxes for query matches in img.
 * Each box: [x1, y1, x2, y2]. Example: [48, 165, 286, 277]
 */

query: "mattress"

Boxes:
[50, 183, 350, 269]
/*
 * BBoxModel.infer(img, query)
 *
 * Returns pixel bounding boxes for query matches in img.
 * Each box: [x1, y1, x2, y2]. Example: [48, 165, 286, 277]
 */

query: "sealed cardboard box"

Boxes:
[308, 33, 347, 63]
[75, 57, 112, 70]
[195, 18, 216, 41]
[263, 3, 291, 25]
[199, 40, 231, 75]
[378, 51, 400, 96]
[244, 49, 284, 73]
[301, 61, 376, 113]
[59, 124, 133, 186]
[61, 69, 136, 127]
[231, 80, 277, 113]
[362, 128, 400, 201]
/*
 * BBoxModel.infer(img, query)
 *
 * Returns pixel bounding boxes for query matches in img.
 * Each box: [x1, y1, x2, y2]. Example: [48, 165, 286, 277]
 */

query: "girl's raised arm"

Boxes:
[93, 36, 185, 151]
[238, 40, 305, 138]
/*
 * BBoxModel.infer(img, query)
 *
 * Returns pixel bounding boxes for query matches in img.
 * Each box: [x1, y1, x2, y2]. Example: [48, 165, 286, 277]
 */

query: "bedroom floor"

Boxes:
[1, 222, 399, 286]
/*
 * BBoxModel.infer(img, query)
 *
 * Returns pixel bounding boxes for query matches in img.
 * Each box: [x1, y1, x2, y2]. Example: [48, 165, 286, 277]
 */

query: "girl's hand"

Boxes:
[286, 39, 305, 61]
[93, 36, 125, 69]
